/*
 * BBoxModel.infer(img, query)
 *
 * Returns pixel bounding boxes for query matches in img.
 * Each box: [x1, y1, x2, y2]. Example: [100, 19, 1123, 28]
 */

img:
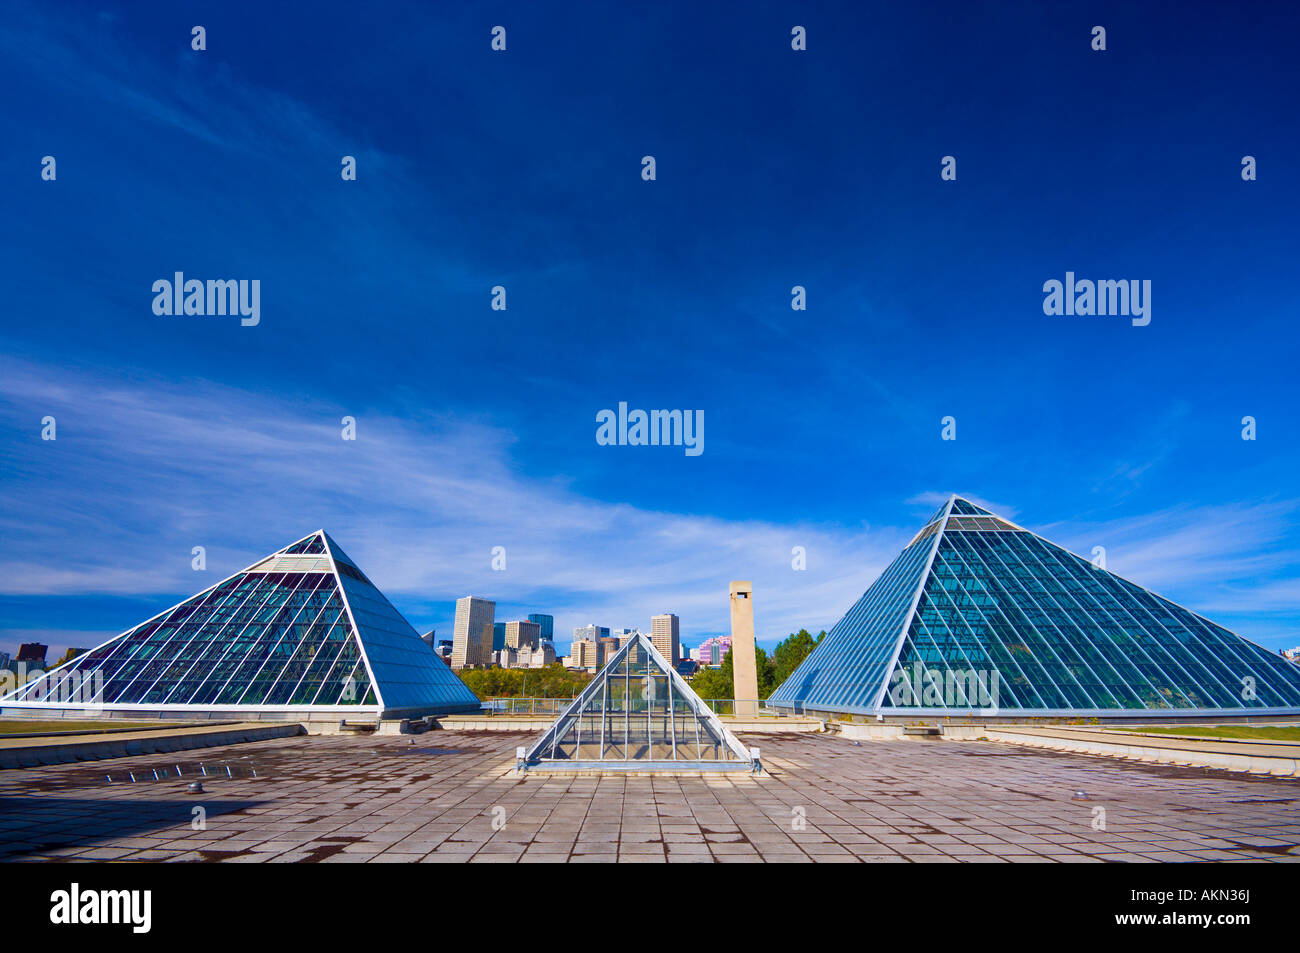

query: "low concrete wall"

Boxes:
[834, 722, 984, 740]
[983, 726, 1300, 777]
[0, 722, 305, 769]
[721, 717, 823, 733]
[436, 715, 825, 733]
[831, 721, 1300, 773]
[439, 715, 552, 731]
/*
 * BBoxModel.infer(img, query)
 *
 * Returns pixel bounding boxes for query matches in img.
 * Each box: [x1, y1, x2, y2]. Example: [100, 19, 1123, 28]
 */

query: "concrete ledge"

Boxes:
[835, 722, 986, 741]
[720, 717, 823, 733]
[439, 715, 553, 731]
[436, 714, 825, 733]
[0, 722, 305, 769]
[983, 726, 1300, 777]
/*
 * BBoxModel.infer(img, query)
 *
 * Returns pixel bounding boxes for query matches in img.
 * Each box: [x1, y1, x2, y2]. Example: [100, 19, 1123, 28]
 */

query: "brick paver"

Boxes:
[0, 732, 1296, 863]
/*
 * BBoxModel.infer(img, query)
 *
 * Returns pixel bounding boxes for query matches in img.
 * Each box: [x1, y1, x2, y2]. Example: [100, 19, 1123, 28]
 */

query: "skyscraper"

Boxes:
[573, 624, 610, 644]
[571, 639, 600, 670]
[527, 613, 554, 642]
[598, 636, 618, 666]
[696, 635, 732, 666]
[506, 620, 541, 651]
[15, 643, 47, 669]
[492, 622, 506, 651]
[452, 596, 495, 669]
[651, 613, 680, 665]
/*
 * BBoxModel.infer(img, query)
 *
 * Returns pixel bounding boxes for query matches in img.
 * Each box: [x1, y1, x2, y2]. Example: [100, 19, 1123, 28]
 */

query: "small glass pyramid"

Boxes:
[519, 633, 759, 772]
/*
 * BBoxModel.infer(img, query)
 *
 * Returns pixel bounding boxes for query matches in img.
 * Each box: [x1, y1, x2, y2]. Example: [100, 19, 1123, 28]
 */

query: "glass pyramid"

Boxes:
[768, 497, 1300, 717]
[2, 532, 482, 717]
[520, 633, 759, 772]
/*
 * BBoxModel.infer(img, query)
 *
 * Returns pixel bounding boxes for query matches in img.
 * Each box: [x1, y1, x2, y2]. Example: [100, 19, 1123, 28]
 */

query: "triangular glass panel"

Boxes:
[279, 532, 327, 555]
[949, 497, 995, 516]
[520, 633, 759, 772]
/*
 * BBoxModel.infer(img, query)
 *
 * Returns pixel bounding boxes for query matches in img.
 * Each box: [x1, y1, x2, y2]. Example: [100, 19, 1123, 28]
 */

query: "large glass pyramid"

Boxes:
[519, 633, 759, 772]
[768, 497, 1300, 717]
[2, 532, 482, 718]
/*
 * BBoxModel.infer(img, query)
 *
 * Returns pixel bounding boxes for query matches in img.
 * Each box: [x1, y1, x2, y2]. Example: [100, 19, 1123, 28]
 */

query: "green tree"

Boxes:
[689, 645, 779, 702]
[771, 629, 825, 686]
[689, 665, 731, 702]
[455, 663, 592, 701]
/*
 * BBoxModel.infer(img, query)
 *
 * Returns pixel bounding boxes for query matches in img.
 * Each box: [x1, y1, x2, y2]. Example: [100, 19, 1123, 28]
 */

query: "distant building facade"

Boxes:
[452, 597, 496, 669]
[574, 624, 610, 643]
[15, 643, 47, 668]
[571, 638, 600, 670]
[598, 637, 618, 666]
[696, 635, 732, 666]
[527, 614, 554, 642]
[651, 614, 680, 665]
[518, 641, 557, 668]
[506, 620, 541, 652]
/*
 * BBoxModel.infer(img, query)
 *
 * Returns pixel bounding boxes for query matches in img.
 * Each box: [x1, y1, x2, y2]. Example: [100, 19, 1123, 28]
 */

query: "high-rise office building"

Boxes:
[506, 620, 541, 651]
[573, 624, 610, 643]
[492, 622, 506, 651]
[612, 627, 643, 664]
[452, 596, 495, 669]
[571, 639, 600, 670]
[651, 613, 680, 665]
[527, 614, 554, 642]
[697, 635, 732, 666]
[598, 636, 618, 666]
[15, 643, 47, 668]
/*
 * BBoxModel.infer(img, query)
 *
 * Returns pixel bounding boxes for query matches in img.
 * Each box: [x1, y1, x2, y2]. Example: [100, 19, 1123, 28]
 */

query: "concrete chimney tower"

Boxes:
[729, 581, 758, 716]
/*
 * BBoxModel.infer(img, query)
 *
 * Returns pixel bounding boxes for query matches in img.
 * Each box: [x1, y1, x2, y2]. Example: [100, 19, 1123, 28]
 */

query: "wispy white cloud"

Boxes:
[1045, 502, 1300, 623]
[0, 355, 909, 648]
[3, 356, 1296, 653]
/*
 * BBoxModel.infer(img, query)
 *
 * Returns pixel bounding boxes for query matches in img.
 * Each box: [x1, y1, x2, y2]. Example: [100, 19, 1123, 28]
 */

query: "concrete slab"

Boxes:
[0, 731, 1296, 863]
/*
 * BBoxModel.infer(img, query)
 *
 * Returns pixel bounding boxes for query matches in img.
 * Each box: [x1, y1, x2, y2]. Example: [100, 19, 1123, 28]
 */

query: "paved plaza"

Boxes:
[0, 731, 1297, 863]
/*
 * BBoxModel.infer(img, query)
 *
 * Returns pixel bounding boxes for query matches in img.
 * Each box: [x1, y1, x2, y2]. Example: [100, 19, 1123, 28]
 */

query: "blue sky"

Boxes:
[2, 1, 1298, 659]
